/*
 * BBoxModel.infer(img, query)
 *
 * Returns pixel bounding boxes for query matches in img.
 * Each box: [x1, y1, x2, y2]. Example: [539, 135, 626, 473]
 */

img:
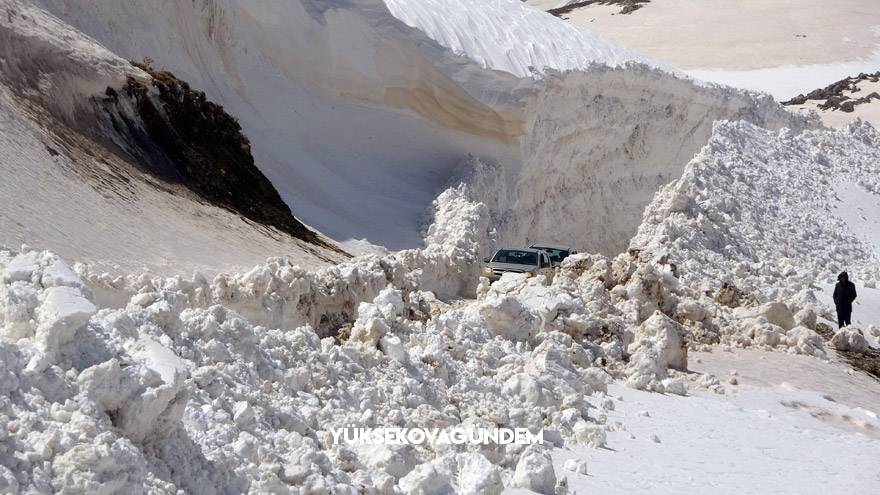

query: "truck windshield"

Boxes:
[492, 250, 538, 265]
[531, 247, 570, 263]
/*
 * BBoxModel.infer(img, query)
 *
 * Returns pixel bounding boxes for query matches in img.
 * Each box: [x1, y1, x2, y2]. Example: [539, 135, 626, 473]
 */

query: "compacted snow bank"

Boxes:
[481, 68, 810, 255]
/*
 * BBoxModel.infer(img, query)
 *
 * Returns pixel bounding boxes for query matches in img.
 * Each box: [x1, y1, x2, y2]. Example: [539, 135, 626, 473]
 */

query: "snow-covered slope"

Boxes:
[0, 0, 346, 275]
[31, 0, 525, 249]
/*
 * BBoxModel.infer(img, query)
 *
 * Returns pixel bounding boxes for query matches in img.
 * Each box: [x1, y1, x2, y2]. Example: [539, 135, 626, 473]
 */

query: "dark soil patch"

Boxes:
[815, 322, 880, 381]
[100, 62, 330, 248]
[548, 0, 650, 17]
[782, 71, 880, 113]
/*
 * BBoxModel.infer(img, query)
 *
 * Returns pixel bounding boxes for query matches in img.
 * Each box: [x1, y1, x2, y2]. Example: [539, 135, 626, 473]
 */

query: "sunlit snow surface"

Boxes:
[688, 50, 880, 101]
[384, 0, 656, 77]
[544, 381, 880, 495]
[3, 0, 880, 493]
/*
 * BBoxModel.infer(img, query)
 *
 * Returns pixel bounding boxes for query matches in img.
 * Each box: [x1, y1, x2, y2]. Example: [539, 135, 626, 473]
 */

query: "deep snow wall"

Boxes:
[26, 0, 817, 265]
[32, 0, 525, 249]
[463, 68, 816, 256]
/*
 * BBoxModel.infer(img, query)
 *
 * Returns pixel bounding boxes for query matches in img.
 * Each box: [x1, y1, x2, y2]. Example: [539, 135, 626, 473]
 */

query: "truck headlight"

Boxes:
[482, 267, 493, 276]
[524, 271, 534, 278]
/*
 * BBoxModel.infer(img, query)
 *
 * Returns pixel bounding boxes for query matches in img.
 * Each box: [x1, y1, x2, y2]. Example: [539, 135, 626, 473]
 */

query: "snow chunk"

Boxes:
[563, 458, 587, 475]
[358, 444, 418, 479]
[626, 312, 688, 390]
[380, 334, 408, 363]
[455, 453, 503, 495]
[35, 286, 96, 355]
[0, 282, 39, 340]
[233, 401, 255, 428]
[41, 257, 86, 289]
[503, 373, 560, 408]
[77, 358, 188, 443]
[831, 327, 869, 354]
[3, 251, 40, 283]
[129, 337, 189, 385]
[786, 326, 826, 357]
[512, 448, 556, 495]
[0, 342, 21, 394]
[398, 453, 501, 495]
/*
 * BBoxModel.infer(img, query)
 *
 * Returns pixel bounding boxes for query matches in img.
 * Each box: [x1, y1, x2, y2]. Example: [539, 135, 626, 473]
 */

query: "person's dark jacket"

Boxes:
[833, 272, 857, 313]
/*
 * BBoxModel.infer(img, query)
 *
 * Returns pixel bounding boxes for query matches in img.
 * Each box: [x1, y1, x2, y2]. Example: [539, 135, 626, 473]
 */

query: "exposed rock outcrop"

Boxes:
[100, 62, 324, 246]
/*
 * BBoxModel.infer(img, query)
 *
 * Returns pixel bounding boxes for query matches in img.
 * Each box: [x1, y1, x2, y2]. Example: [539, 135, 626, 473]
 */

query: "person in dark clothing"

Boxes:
[833, 271, 857, 328]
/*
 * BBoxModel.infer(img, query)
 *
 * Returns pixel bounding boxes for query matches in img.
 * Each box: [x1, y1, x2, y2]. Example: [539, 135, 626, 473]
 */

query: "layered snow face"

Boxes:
[450, 67, 815, 255]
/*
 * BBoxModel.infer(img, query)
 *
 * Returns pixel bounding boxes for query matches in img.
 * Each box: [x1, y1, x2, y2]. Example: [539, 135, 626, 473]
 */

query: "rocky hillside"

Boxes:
[102, 63, 322, 246]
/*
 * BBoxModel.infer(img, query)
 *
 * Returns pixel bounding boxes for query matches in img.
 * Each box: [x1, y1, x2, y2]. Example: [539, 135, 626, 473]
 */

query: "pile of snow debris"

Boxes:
[634, 119, 880, 305]
[8, 117, 876, 492]
[3, 108, 873, 495]
[634, 120, 880, 291]
[1, 204, 841, 493]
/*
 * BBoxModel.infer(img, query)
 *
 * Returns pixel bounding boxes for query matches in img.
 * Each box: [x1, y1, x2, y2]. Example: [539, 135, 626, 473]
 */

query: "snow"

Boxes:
[0, 0, 345, 276]
[34, 285, 96, 356]
[4, 0, 880, 493]
[625, 312, 688, 391]
[30, 0, 788, 257]
[831, 327, 870, 353]
[385, 0, 657, 77]
[129, 337, 190, 386]
[688, 51, 880, 100]
[511, 448, 556, 494]
[531, 0, 880, 74]
[633, 120, 880, 296]
[10, 203, 866, 493]
[399, 453, 503, 495]
[548, 382, 880, 495]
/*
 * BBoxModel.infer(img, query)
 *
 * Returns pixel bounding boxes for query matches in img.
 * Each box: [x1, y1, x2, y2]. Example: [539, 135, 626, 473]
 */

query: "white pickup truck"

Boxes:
[528, 244, 577, 267]
[481, 248, 554, 283]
